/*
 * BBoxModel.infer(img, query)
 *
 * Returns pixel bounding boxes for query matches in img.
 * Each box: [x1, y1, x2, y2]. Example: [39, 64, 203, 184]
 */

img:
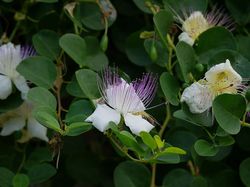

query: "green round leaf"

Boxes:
[59, 33, 87, 67]
[114, 161, 151, 187]
[240, 157, 250, 187]
[0, 167, 14, 187]
[17, 56, 57, 89]
[65, 122, 92, 136]
[176, 41, 196, 83]
[65, 99, 94, 123]
[163, 168, 192, 187]
[195, 27, 237, 64]
[27, 87, 57, 111]
[75, 69, 100, 99]
[27, 163, 56, 184]
[66, 75, 87, 98]
[12, 174, 29, 187]
[194, 139, 219, 156]
[153, 10, 173, 43]
[32, 29, 61, 60]
[160, 72, 180, 106]
[213, 94, 246, 135]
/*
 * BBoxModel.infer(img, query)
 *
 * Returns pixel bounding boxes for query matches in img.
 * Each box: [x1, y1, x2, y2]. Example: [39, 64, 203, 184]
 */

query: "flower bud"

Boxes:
[100, 34, 108, 52]
[150, 44, 158, 62]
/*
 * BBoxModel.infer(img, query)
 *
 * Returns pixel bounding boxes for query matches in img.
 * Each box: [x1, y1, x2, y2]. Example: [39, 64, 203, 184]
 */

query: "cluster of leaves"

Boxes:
[0, 0, 250, 187]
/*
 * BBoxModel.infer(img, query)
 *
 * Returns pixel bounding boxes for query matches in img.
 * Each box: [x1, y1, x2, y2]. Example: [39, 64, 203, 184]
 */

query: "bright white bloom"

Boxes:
[176, 8, 233, 45]
[0, 101, 48, 143]
[86, 68, 157, 135]
[0, 43, 35, 99]
[181, 60, 242, 113]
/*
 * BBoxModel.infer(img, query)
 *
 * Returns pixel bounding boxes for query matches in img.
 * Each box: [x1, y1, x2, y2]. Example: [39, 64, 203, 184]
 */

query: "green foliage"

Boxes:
[114, 161, 151, 187]
[17, 56, 57, 89]
[213, 94, 246, 135]
[0, 0, 250, 186]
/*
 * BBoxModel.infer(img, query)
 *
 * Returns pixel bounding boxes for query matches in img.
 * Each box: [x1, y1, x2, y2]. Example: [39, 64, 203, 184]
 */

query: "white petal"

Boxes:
[0, 117, 25, 136]
[0, 43, 21, 77]
[178, 32, 194, 46]
[0, 75, 12, 99]
[181, 82, 213, 113]
[124, 113, 154, 135]
[85, 104, 121, 132]
[106, 79, 145, 114]
[205, 59, 242, 84]
[182, 11, 209, 40]
[27, 117, 49, 142]
[13, 75, 30, 99]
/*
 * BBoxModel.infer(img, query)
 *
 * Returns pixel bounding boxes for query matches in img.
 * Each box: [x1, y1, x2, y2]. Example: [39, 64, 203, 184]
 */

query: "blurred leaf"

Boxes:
[114, 161, 151, 187]
[236, 35, 250, 61]
[225, 0, 250, 25]
[174, 104, 213, 127]
[160, 72, 180, 105]
[132, 0, 151, 13]
[28, 87, 57, 111]
[163, 168, 192, 187]
[191, 176, 208, 187]
[65, 99, 94, 123]
[153, 10, 173, 42]
[240, 157, 250, 187]
[163, 0, 208, 14]
[194, 139, 219, 156]
[12, 174, 29, 187]
[126, 31, 152, 66]
[64, 122, 92, 136]
[25, 147, 53, 169]
[196, 27, 236, 64]
[76, 1, 116, 30]
[0, 92, 23, 113]
[32, 29, 60, 60]
[140, 131, 157, 150]
[59, 34, 87, 67]
[83, 36, 108, 71]
[36, 0, 58, 3]
[17, 56, 57, 89]
[166, 129, 197, 161]
[0, 167, 14, 187]
[213, 94, 246, 135]
[27, 163, 56, 184]
[176, 41, 196, 83]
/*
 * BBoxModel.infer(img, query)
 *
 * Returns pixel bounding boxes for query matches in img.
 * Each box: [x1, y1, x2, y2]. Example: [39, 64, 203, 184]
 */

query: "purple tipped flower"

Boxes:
[0, 42, 35, 100]
[98, 67, 157, 114]
[86, 67, 158, 135]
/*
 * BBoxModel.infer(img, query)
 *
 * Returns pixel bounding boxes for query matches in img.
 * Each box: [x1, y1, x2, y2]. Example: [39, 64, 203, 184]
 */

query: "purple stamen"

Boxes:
[20, 45, 36, 59]
[132, 73, 158, 107]
[206, 6, 234, 31]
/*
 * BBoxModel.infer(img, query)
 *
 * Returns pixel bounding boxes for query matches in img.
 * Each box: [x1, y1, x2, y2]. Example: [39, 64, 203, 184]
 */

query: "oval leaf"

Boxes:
[17, 56, 57, 89]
